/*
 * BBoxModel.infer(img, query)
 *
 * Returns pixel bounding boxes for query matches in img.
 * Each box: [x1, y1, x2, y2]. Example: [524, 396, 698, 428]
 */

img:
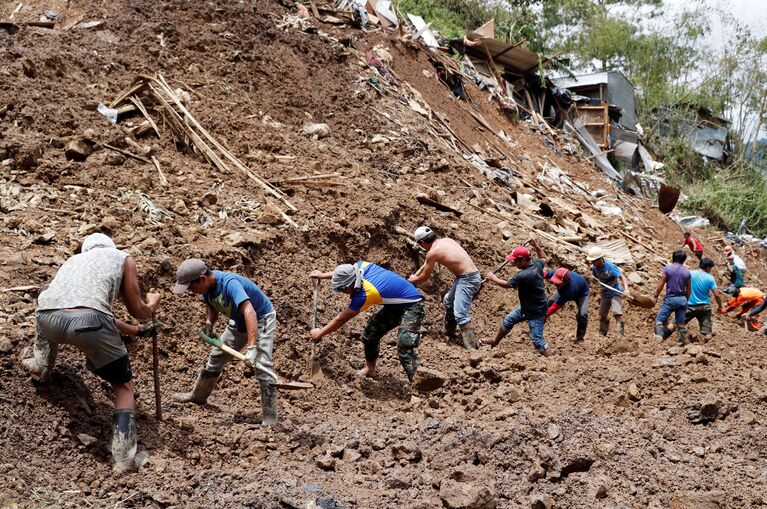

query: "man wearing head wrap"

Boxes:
[170, 258, 279, 426]
[21, 233, 161, 473]
[310, 261, 425, 381]
[407, 226, 481, 350]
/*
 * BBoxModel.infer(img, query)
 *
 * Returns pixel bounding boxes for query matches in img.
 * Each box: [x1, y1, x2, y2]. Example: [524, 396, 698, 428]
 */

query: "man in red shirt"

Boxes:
[682, 232, 704, 260]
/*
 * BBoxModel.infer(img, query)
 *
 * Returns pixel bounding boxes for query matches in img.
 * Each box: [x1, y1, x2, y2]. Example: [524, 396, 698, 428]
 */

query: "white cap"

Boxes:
[413, 226, 433, 242]
[587, 246, 605, 261]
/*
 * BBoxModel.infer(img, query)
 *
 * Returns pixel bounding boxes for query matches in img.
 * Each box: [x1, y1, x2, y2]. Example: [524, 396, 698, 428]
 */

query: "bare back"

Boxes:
[427, 238, 478, 276]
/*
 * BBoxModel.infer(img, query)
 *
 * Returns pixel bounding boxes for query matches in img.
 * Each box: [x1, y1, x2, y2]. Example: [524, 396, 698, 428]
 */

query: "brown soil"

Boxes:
[2, 1, 767, 508]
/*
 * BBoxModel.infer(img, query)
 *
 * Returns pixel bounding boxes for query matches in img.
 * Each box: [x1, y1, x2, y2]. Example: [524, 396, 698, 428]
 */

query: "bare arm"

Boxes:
[310, 270, 333, 280]
[621, 274, 630, 295]
[654, 273, 667, 299]
[409, 255, 436, 284]
[529, 238, 546, 264]
[486, 272, 511, 289]
[712, 288, 723, 311]
[239, 300, 259, 348]
[120, 257, 160, 320]
[115, 319, 139, 336]
[206, 305, 219, 326]
[685, 277, 691, 299]
[312, 307, 359, 340]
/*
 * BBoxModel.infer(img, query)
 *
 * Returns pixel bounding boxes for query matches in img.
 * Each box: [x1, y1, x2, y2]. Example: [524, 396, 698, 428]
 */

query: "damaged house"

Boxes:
[655, 104, 730, 162]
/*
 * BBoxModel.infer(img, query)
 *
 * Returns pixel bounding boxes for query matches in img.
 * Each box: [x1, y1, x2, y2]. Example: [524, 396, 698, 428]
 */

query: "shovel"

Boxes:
[308, 279, 325, 380]
[594, 279, 655, 309]
[199, 330, 313, 390]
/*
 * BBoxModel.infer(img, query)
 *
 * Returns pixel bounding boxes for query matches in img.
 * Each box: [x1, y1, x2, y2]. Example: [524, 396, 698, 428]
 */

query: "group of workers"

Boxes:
[18, 228, 763, 473]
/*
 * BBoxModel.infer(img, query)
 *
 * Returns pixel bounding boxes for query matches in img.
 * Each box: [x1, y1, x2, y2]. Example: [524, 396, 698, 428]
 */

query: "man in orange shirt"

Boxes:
[721, 287, 765, 319]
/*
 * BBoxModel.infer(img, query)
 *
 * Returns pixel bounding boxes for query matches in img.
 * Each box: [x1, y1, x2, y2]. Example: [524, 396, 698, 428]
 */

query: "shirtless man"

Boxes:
[408, 226, 480, 349]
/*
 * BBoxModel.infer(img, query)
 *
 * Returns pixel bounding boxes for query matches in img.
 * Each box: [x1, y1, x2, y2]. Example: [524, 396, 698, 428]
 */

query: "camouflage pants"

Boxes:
[362, 300, 425, 381]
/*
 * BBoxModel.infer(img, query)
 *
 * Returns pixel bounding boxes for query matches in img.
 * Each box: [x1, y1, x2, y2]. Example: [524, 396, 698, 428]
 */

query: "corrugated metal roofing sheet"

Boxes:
[464, 37, 540, 74]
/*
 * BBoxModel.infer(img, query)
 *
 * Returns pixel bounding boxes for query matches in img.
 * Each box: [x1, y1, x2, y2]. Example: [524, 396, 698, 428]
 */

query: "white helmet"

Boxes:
[587, 246, 605, 261]
[413, 226, 433, 242]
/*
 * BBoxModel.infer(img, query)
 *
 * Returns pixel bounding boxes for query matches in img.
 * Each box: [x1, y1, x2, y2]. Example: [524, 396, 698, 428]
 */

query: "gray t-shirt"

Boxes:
[37, 247, 130, 316]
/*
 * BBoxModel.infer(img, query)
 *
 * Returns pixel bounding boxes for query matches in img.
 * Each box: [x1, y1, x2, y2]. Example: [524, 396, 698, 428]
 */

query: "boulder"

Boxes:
[391, 442, 422, 463]
[439, 479, 495, 509]
[627, 383, 642, 401]
[412, 367, 446, 392]
[64, 139, 92, 161]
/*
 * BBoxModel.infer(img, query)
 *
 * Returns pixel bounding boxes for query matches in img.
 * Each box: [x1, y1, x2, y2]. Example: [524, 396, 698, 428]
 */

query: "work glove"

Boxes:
[202, 322, 214, 338]
[246, 346, 259, 368]
[136, 321, 161, 337]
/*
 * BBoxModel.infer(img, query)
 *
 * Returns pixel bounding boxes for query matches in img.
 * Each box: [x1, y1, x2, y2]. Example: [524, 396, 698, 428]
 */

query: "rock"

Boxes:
[547, 423, 561, 441]
[468, 350, 484, 368]
[327, 444, 345, 458]
[506, 387, 521, 403]
[530, 494, 553, 509]
[742, 409, 756, 425]
[32, 231, 56, 244]
[699, 394, 724, 421]
[300, 123, 330, 139]
[603, 338, 638, 355]
[692, 446, 705, 458]
[77, 433, 97, 446]
[528, 464, 545, 482]
[412, 367, 446, 392]
[21, 58, 36, 78]
[669, 490, 726, 509]
[369, 134, 390, 145]
[385, 470, 411, 489]
[391, 442, 422, 463]
[627, 383, 642, 401]
[439, 479, 495, 509]
[595, 483, 608, 499]
[257, 203, 286, 225]
[64, 139, 92, 161]
[172, 199, 189, 215]
[501, 230, 514, 240]
[315, 454, 336, 471]
[134, 451, 150, 467]
[343, 449, 361, 462]
[627, 272, 643, 285]
[0, 338, 12, 353]
[685, 344, 704, 356]
[99, 215, 120, 233]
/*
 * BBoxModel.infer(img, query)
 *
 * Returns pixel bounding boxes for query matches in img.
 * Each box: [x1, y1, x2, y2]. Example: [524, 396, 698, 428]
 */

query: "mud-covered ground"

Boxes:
[2, 1, 767, 508]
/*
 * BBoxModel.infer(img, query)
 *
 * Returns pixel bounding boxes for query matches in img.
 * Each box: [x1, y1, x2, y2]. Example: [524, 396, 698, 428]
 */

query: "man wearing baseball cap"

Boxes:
[483, 238, 553, 356]
[588, 246, 630, 337]
[544, 267, 590, 342]
[171, 258, 279, 425]
[309, 261, 425, 382]
[724, 246, 747, 273]
[407, 226, 481, 349]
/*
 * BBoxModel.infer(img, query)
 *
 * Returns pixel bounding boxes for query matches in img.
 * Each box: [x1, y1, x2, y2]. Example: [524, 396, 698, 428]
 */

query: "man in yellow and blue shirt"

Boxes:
[310, 261, 424, 382]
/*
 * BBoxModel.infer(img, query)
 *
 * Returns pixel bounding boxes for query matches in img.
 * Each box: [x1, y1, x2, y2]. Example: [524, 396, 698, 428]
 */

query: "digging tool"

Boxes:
[479, 241, 529, 288]
[593, 279, 655, 309]
[309, 279, 324, 380]
[151, 315, 162, 421]
[199, 331, 313, 390]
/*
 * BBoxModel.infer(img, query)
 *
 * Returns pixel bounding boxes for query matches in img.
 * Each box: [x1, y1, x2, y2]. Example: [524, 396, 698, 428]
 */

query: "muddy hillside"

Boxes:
[2, 1, 767, 508]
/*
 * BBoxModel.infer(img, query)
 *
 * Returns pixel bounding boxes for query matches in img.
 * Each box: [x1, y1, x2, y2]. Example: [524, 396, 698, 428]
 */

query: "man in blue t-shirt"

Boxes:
[310, 262, 425, 383]
[484, 238, 553, 357]
[544, 268, 590, 342]
[676, 257, 722, 342]
[653, 251, 692, 345]
[588, 246, 630, 337]
[171, 258, 279, 425]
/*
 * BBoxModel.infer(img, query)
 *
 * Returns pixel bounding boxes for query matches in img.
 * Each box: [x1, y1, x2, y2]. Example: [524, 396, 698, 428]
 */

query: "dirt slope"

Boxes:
[1, 1, 767, 508]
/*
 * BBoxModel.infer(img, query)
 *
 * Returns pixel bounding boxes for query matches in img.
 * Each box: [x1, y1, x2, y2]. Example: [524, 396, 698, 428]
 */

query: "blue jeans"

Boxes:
[655, 295, 688, 325]
[443, 272, 481, 325]
[501, 306, 548, 352]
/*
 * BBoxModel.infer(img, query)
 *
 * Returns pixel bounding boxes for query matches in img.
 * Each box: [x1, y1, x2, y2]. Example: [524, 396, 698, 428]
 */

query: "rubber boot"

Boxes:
[259, 381, 278, 426]
[575, 317, 588, 342]
[653, 323, 665, 341]
[111, 409, 137, 474]
[460, 324, 477, 350]
[21, 331, 57, 382]
[616, 321, 624, 337]
[598, 319, 609, 336]
[677, 327, 687, 346]
[662, 323, 675, 340]
[444, 315, 457, 339]
[172, 369, 221, 404]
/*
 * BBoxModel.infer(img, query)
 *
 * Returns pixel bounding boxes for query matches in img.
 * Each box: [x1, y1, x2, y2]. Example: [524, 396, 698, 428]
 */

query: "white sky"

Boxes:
[665, 0, 767, 45]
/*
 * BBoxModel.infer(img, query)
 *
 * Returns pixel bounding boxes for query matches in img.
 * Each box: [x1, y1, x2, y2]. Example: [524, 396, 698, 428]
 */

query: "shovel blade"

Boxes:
[270, 381, 314, 390]
[630, 294, 655, 308]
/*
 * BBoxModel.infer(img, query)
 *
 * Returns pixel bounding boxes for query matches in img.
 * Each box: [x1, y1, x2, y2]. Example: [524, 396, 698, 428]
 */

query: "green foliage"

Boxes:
[682, 167, 767, 236]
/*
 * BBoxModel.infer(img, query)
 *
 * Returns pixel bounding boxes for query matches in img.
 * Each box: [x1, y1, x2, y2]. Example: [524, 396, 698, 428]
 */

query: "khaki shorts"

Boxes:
[599, 295, 623, 318]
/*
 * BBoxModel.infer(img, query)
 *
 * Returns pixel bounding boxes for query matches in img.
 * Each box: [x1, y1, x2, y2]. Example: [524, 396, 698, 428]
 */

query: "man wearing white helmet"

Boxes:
[588, 246, 630, 337]
[407, 226, 480, 349]
[21, 233, 161, 473]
